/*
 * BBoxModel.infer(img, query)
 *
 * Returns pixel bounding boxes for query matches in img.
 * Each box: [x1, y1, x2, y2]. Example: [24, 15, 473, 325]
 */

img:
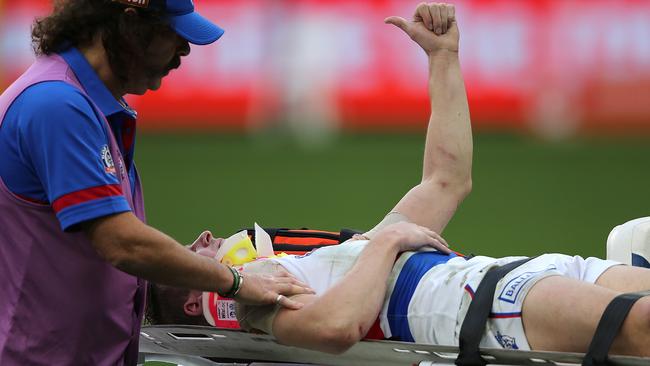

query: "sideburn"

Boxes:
[102, 9, 169, 85]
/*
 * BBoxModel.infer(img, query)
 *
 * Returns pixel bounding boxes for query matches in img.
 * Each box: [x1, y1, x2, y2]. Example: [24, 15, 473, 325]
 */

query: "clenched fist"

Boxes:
[385, 2, 459, 54]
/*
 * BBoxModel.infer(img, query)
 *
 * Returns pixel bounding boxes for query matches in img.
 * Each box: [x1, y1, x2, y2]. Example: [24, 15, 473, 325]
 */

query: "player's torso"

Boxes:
[271, 240, 373, 295]
[271, 242, 534, 346]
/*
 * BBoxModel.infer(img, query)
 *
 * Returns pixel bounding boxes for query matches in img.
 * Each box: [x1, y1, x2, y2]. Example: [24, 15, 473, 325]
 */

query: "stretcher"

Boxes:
[138, 218, 650, 366]
[137, 325, 649, 366]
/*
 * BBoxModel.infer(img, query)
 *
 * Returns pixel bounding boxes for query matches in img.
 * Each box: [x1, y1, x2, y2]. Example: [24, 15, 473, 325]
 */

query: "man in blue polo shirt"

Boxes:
[0, 1, 311, 365]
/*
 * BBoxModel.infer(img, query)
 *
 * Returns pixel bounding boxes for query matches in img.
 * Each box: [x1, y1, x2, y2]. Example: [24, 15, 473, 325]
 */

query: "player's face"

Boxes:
[125, 28, 191, 95]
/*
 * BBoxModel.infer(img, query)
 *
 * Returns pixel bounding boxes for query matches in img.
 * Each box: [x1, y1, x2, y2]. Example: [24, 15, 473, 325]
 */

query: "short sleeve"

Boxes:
[15, 82, 131, 231]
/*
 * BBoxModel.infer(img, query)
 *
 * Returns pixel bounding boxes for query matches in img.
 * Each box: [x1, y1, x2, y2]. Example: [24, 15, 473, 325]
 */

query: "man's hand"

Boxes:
[385, 2, 459, 54]
[374, 222, 451, 254]
[236, 271, 315, 310]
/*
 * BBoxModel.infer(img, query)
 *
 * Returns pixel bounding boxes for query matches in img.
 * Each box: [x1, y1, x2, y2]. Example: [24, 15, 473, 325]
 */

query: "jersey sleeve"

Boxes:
[17, 82, 131, 231]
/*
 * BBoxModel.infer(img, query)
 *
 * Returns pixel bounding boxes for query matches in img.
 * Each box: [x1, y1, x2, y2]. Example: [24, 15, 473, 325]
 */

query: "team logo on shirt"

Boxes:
[101, 145, 116, 175]
[495, 331, 519, 350]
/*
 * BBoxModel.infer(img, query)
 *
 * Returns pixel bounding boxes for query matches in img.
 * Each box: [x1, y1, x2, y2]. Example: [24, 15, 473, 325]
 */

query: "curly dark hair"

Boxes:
[32, 0, 171, 83]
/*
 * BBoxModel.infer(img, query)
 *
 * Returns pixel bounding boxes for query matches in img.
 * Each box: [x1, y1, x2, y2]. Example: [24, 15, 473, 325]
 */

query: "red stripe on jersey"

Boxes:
[52, 184, 123, 213]
[464, 284, 475, 299]
[364, 318, 386, 340]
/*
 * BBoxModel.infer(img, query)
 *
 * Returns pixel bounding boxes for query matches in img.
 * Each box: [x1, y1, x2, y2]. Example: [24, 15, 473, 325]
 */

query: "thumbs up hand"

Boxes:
[385, 3, 459, 55]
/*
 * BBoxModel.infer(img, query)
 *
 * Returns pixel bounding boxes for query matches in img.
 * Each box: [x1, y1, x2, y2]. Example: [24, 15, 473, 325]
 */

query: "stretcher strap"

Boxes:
[456, 257, 534, 366]
[582, 290, 650, 366]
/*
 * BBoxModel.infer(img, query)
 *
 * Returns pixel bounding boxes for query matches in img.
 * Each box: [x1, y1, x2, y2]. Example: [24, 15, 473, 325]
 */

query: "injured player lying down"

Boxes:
[149, 229, 650, 357]
[147, 2, 650, 358]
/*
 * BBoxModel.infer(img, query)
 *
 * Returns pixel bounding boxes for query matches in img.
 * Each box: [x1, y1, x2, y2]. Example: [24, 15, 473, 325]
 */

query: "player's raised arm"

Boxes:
[378, 3, 472, 234]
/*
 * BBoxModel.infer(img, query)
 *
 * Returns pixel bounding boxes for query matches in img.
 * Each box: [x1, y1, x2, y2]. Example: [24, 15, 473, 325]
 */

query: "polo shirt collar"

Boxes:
[59, 47, 133, 118]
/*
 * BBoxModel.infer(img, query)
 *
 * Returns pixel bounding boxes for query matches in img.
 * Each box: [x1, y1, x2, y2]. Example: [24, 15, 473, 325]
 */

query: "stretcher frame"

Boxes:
[138, 325, 649, 366]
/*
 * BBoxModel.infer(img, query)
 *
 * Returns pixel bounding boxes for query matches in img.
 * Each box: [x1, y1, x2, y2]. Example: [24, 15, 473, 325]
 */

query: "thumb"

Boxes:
[384, 16, 410, 33]
[278, 296, 304, 310]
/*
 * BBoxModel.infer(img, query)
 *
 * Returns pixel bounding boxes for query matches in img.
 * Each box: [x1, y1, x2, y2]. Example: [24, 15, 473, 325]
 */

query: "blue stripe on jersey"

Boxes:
[632, 253, 650, 268]
[387, 251, 457, 342]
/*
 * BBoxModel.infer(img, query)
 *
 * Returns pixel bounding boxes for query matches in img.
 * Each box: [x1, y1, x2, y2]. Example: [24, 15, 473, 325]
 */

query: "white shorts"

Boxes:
[407, 254, 621, 350]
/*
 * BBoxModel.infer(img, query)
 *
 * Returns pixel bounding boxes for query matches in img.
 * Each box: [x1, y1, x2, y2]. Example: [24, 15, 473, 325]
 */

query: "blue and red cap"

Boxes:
[114, 0, 224, 45]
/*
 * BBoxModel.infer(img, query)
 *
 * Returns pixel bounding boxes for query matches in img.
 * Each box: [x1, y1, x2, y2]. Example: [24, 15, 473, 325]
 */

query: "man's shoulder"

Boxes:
[10, 81, 100, 127]
[17, 80, 89, 110]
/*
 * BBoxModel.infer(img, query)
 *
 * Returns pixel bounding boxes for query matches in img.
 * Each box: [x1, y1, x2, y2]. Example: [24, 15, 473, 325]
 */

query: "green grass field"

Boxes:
[136, 132, 649, 259]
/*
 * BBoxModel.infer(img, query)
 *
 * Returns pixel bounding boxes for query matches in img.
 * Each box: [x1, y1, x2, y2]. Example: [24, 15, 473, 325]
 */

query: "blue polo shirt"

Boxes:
[0, 47, 138, 231]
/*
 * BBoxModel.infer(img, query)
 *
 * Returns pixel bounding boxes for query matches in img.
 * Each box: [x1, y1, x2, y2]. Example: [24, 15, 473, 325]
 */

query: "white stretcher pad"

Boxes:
[138, 325, 650, 366]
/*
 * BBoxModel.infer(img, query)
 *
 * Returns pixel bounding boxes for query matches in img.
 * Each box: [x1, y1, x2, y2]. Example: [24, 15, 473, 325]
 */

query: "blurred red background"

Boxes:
[1, 0, 649, 136]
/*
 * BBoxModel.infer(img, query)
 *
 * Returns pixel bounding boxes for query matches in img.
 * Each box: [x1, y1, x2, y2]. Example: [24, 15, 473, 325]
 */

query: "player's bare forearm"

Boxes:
[424, 49, 472, 186]
[385, 3, 471, 186]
